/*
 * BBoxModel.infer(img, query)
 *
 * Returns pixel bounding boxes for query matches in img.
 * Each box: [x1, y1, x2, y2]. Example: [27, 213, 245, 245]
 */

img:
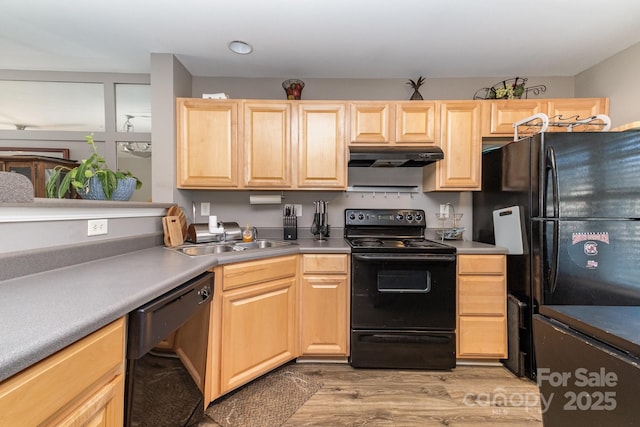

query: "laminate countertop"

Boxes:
[0, 236, 504, 383]
[0, 238, 348, 382]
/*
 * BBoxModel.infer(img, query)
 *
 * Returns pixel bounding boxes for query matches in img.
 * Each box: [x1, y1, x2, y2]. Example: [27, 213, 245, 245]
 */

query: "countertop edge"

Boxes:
[0, 238, 501, 382]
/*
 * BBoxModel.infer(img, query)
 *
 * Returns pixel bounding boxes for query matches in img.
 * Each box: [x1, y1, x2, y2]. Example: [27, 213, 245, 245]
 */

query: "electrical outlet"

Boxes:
[87, 219, 108, 236]
[201, 202, 210, 216]
[294, 204, 302, 217]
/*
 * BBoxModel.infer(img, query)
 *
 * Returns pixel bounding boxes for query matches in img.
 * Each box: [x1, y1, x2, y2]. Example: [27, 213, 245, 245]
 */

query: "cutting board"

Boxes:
[167, 205, 187, 242]
[493, 206, 525, 255]
[163, 215, 184, 247]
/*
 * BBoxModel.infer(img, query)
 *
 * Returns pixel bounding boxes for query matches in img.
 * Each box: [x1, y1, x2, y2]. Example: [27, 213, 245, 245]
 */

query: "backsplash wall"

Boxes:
[183, 167, 473, 239]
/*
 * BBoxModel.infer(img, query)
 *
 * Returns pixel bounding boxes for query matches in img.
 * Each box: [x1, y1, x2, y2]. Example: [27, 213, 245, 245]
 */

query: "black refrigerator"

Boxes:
[473, 131, 640, 381]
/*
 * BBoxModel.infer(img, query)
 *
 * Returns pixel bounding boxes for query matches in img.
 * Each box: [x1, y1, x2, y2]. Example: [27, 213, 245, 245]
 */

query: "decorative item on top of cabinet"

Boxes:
[406, 76, 425, 100]
[423, 100, 482, 191]
[300, 254, 350, 357]
[457, 254, 507, 359]
[176, 98, 240, 188]
[282, 79, 305, 100]
[349, 101, 437, 146]
[473, 77, 546, 100]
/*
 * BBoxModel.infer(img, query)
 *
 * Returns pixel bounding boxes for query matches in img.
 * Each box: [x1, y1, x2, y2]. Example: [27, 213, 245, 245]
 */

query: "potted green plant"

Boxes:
[46, 134, 142, 200]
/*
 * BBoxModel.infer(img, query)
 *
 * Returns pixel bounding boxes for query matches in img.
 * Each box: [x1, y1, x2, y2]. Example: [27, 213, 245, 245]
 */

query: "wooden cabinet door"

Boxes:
[349, 102, 391, 145]
[0, 318, 125, 426]
[546, 98, 610, 132]
[243, 101, 292, 188]
[395, 101, 437, 144]
[54, 375, 124, 427]
[456, 254, 507, 359]
[458, 317, 507, 357]
[482, 99, 547, 137]
[297, 102, 347, 189]
[300, 275, 349, 355]
[219, 277, 298, 393]
[176, 98, 239, 188]
[424, 101, 482, 191]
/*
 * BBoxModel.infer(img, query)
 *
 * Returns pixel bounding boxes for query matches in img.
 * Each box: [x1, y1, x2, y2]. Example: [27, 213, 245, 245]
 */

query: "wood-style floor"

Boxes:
[201, 362, 543, 426]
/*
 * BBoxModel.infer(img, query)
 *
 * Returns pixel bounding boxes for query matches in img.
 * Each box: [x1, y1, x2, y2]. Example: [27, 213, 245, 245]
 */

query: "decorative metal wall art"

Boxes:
[473, 77, 546, 100]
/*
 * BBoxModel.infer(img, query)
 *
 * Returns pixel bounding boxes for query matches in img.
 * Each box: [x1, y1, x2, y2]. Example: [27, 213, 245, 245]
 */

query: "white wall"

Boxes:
[192, 76, 575, 101]
[575, 42, 640, 128]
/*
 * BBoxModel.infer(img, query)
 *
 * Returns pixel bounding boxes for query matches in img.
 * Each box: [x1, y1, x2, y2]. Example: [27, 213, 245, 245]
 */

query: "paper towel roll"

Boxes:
[249, 195, 282, 205]
[208, 215, 218, 233]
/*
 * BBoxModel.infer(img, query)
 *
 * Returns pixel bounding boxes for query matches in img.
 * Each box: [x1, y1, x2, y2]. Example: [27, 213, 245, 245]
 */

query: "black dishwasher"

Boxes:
[125, 271, 213, 427]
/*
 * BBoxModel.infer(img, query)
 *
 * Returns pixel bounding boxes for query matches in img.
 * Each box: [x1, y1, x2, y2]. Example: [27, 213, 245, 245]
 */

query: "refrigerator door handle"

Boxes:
[544, 146, 560, 293]
[546, 220, 560, 294]
[545, 146, 559, 218]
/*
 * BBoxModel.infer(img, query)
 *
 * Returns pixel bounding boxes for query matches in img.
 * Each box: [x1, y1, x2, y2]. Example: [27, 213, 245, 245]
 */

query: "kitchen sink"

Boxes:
[172, 239, 297, 257]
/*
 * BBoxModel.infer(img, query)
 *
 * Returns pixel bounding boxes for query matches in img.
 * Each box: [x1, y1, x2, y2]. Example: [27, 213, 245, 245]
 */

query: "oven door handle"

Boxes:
[353, 253, 456, 263]
[361, 333, 452, 344]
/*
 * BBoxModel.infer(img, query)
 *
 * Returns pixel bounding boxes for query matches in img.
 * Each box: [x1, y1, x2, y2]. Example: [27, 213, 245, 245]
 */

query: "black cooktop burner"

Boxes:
[344, 208, 456, 255]
[403, 239, 447, 249]
[350, 238, 405, 248]
[346, 237, 454, 253]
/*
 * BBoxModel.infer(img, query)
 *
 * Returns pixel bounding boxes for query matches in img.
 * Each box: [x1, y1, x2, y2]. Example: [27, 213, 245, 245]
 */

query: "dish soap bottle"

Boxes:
[242, 224, 254, 242]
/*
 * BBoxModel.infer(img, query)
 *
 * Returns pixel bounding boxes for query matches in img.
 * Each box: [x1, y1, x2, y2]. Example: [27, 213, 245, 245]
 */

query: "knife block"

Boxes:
[283, 216, 297, 240]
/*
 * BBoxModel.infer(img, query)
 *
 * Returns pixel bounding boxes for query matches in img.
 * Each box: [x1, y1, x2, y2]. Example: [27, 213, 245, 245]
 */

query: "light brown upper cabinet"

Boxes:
[481, 99, 547, 136]
[349, 101, 437, 147]
[176, 98, 240, 188]
[482, 97, 609, 137]
[424, 101, 482, 191]
[177, 99, 347, 190]
[297, 102, 347, 189]
[546, 98, 609, 132]
[395, 102, 438, 144]
[243, 101, 292, 188]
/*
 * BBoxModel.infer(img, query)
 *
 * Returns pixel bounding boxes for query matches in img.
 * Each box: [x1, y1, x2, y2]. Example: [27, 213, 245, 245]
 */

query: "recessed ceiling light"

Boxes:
[228, 40, 253, 55]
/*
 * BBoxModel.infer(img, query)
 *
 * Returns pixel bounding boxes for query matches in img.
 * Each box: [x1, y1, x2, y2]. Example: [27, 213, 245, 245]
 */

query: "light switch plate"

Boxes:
[201, 202, 210, 216]
[294, 204, 302, 216]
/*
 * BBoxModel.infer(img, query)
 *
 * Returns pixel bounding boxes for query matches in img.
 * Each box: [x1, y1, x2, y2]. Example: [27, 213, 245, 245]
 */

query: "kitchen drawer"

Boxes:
[458, 276, 506, 316]
[302, 254, 349, 274]
[223, 255, 297, 291]
[458, 316, 507, 357]
[0, 318, 125, 426]
[458, 254, 505, 275]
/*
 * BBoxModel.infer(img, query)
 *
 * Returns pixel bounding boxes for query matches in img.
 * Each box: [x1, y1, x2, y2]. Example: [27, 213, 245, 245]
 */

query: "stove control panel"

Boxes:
[345, 209, 426, 226]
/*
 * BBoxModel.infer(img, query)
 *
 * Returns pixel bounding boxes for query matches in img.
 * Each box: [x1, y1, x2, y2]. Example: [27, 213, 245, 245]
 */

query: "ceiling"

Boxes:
[1, 0, 640, 79]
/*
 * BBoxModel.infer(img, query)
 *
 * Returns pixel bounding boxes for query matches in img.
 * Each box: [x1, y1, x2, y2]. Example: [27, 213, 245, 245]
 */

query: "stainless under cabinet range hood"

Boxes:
[348, 147, 444, 167]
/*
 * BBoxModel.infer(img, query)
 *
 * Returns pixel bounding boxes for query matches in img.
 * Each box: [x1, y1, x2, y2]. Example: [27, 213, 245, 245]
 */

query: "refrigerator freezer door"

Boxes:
[540, 132, 640, 219]
[533, 314, 640, 427]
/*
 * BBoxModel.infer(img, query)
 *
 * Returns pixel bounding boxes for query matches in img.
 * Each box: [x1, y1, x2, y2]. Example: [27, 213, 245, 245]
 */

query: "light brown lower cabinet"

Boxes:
[457, 254, 507, 359]
[300, 254, 350, 356]
[209, 255, 299, 400]
[0, 318, 126, 426]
